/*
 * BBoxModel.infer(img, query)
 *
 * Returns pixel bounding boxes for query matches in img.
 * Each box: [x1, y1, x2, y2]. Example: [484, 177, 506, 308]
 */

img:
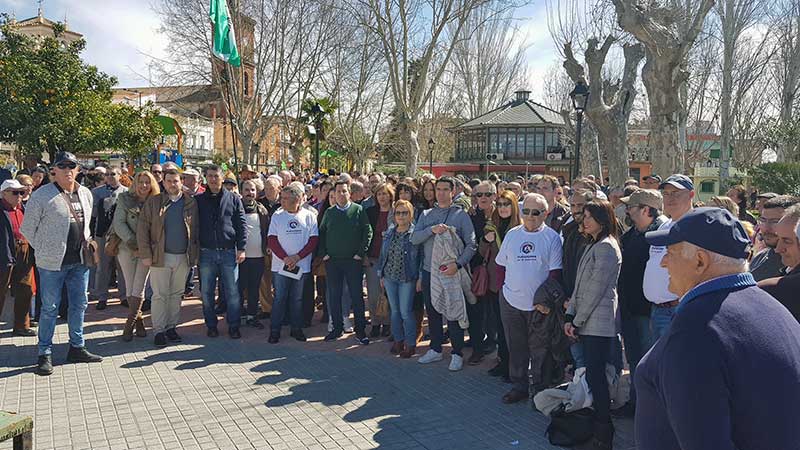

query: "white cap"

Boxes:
[94, 166, 107, 174]
[1, 179, 24, 191]
[182, 168, 200, 177]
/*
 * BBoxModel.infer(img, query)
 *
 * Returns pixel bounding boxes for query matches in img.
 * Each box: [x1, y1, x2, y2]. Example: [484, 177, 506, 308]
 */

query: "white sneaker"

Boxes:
[343, 317, 354, 333]
[418, 349, 443, 364]
[449, 354, 464, 371]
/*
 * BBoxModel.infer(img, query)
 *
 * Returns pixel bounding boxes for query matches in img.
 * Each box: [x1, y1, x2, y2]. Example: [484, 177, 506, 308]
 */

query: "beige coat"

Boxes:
[137, 192, 199, 267]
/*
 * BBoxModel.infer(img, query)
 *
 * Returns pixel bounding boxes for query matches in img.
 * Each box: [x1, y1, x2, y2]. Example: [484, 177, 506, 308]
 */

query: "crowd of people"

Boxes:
[2, 151, 800, 449]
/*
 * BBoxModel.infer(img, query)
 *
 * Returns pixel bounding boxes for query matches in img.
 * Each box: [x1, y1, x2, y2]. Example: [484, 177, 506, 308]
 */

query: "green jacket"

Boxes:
[319, 202, 372, 259]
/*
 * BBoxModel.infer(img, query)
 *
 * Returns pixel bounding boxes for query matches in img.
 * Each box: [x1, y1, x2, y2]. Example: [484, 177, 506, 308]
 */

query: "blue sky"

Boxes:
[2, 0, 558, 100]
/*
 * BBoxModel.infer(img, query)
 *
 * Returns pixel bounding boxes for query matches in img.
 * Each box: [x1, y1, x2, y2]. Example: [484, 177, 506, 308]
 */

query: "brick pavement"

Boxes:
[0, 297, 635, 450]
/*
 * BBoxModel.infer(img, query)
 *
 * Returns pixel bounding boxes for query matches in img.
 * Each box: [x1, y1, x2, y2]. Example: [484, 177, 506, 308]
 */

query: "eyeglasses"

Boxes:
[56, 162, 77, 170]
[395, 210, 410, 216]
[474, 192, 493, 198]
[758, 217, 781, 226]
[521, 208, 544, 216]
[496, 201, 512, 208]
[151, 170, 163, 174]
[7, 191, 26, 196]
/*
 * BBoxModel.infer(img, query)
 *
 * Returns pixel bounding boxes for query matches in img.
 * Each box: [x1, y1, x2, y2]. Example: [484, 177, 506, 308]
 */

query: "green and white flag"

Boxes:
[209, 0, 241, 67]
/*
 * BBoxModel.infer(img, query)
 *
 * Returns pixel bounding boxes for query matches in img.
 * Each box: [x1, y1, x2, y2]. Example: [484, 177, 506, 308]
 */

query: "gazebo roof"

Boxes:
[454, 92, 565, 130]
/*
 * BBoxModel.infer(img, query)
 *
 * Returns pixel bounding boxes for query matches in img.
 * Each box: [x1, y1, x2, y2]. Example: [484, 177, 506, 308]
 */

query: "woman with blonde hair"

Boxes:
[480, 189, 522, 380]
[710, 195, 755, 239]
[377, 199, 420, 357]
[113, 170, 160, 341]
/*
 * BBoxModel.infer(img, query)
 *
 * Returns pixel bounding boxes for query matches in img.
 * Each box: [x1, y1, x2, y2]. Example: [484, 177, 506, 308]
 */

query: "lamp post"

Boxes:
[310, 102, 323, 173]
[569, 80, 590, 180]
[427, 137, 435, 174]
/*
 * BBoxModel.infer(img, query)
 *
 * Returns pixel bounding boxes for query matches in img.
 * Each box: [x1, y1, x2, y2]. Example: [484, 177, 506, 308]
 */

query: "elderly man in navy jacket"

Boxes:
[636, 207, 800, 450]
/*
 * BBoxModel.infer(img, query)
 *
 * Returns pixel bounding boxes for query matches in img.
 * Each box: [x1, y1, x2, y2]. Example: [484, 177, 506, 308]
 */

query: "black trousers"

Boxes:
[582, 335, 613, 424]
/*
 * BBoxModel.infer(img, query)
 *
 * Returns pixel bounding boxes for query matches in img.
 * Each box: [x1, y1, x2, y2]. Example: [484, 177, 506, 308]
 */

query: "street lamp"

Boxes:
[427, 137, 435, 174]
[310, 102, 323, 173]
[569, 80, 590, 180]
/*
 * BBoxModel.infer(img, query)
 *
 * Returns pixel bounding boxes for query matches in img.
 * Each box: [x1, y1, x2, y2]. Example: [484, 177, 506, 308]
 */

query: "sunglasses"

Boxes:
[521, 208, 544, 216]
[7, 191, 26, 196]
[56, 162, 77, 170]
[395, 210, 410, 216]
[496, 201, 512, 207]
[474, 192, 493, 198]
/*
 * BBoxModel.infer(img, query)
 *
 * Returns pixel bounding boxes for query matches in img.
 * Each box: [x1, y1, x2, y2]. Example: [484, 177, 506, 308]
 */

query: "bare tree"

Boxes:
[153, 0, 337, 166]
[450, 4, 529, 118]
[612, 0, 716, 176]
[769, 0, 800, 161]
[354, 0, 509, 174]
[716, 0, 766, 182]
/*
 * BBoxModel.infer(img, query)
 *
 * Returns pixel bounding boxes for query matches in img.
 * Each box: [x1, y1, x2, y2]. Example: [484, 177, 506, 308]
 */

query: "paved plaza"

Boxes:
[1, 298, 634, 450]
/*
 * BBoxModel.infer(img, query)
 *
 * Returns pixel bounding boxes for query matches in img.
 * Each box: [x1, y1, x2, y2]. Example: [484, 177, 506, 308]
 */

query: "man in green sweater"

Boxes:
[319, 180, 373, 344]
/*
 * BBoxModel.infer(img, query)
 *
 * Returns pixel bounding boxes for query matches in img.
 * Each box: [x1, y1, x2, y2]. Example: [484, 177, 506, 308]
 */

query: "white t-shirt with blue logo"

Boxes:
[495, 224, 563, 311]
[268, 208, 319, 274]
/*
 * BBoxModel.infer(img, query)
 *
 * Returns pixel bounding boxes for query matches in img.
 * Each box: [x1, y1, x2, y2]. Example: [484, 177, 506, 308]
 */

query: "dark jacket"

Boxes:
[758, 266, 800, 323]
[377, 224, 421, 281]
[0, 206, 18, 266]
[561, 218, 591, 297]
[635, 273, 800, 450]
[545, 202, 569, 234]
[618, 216, 667, 317]
[533, 278, 571, 361]
[469, 208, 490, 269]
[196, 188, 247, 251]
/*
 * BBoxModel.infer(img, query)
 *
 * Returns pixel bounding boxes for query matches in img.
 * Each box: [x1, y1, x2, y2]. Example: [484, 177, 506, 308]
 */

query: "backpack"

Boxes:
[545, 406, 594, 446]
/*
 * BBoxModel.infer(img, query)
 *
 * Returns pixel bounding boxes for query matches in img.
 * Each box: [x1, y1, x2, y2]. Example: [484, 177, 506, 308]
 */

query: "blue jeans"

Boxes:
[620, 312, 653, 404]
[650, 305, 677, 342]
[383, 278, 416, 347]
[325, 258, 366, 334]
[37, 264, 90, 356]
[199, 249, 241, 331]
[271, 272, 306, 333]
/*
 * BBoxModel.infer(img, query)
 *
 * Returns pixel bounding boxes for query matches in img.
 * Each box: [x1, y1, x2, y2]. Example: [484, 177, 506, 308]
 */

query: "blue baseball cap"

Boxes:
[645, 207, 751, 259]
[659, 174, 694, 191]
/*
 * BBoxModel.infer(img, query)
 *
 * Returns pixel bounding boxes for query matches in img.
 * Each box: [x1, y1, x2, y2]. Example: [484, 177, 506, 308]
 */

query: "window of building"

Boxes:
[701, 181, 715, 193]
[200, 135, 206, 149]
[244, 72, 250, 96]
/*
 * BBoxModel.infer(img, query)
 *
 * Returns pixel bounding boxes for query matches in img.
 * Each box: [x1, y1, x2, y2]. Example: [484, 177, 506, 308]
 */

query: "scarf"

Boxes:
[243, 198, 259, 214]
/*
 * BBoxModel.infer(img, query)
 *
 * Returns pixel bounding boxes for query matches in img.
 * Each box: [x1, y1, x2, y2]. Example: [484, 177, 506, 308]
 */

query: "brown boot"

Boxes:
[121, 297, 138, 342]
[400, 344, 416, 359]
[390, 341, 404, 354]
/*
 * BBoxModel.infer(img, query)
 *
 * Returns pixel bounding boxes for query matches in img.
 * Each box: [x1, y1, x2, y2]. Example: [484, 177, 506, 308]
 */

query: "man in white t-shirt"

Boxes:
[495, 193, 563, 404]
[266, 183, 319, 343]
[643, 174, 694, 341]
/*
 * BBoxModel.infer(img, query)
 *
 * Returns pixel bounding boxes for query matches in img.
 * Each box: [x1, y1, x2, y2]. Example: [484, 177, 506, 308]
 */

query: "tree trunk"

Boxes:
[719, 31, 734, 187]
[642, 59, 685, 176]
[581, 123, 600, 180]
[597, 120, 630, 187]
[400, 118, 420, 175]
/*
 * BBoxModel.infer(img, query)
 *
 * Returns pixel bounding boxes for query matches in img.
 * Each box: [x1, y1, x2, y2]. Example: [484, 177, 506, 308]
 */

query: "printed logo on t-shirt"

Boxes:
[518, 242, 538, 261]
[286, 219, 301, 233]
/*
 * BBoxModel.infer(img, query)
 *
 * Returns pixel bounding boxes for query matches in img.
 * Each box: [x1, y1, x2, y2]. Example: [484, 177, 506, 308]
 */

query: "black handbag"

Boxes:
[545, 406, 594, 446]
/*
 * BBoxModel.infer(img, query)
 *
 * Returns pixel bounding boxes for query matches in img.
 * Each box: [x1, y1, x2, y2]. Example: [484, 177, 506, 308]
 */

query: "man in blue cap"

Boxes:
[635, 207, 800, 450]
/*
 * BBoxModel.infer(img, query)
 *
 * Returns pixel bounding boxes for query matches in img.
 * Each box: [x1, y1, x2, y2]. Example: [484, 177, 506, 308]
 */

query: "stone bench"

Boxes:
[0, 411, 32, 450]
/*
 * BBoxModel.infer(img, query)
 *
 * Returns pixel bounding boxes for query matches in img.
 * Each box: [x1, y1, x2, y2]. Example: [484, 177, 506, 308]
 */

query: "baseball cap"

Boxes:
[620, 189, 663, 210]
[1, 179, 24, 191]
[223, 178, 237, 185]
[643, 174, 662, 183]
[53, 151, 79, 166]
[756, 192, 778, 200]
[182, 168, 200, 177]
[659, 174, 694, 191]
[94, 166, 108, 175]
[645, 207, 750, 259]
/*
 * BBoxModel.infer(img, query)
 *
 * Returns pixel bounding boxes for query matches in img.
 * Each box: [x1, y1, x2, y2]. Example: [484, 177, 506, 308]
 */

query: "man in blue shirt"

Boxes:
[637, 208, 800, 450]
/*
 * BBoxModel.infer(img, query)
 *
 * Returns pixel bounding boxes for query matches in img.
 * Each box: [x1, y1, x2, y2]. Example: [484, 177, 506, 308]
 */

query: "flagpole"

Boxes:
[222, 69, 240, 182]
